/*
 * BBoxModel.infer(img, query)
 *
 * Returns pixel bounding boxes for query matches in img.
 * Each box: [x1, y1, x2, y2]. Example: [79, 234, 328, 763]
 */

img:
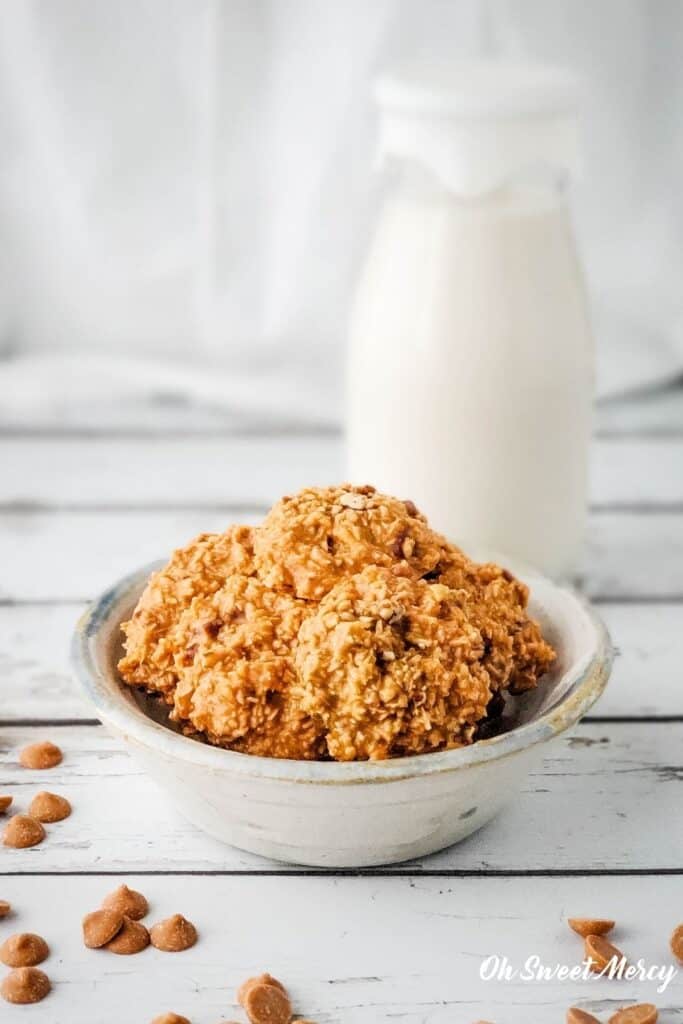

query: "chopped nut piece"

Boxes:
[0, 900, 11, 918]
[28, 791, 71, 823]
[104, 915, 150, 955]
[608, 1005, 658, 1024]
[0, 796, 12, 813]
[101, 884, 149, 921]
[149, 914, 197, 952]
[339, 491, 368, 510]
[1, 966, 51, 1004]
[567, 1009, 602, 1024]
[569, 917, 615, 938]
[82, 910, 124, 949]
[584, 934, 625, 973]
[19, 741, 62, 770]
[670, 923, 683, 964]
[243, 982, 292, 1024]
[2, 814, 46, 849]
[0, 933, 49, 967]
[150, 1015, 192, 1024]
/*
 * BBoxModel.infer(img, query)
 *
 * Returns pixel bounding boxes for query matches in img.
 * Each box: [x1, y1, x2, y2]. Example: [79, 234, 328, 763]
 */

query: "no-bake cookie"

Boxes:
[119, 484, 555, 762]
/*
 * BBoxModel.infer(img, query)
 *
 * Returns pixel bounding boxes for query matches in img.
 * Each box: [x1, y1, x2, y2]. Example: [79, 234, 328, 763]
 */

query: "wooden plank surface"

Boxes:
[2, 436, 683, 509]
[2, 601, 681, 723]
[1, 508, 681, 603]
[0, 722, 680, 874]
[0, 873, 681, 1024]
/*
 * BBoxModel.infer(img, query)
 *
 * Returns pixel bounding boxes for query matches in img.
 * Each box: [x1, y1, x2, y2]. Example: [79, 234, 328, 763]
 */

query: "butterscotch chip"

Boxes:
[584, 934, 625, 973]
[243, 983, 292, 1024]
[608, 1005, 658, 1024]
[238, 974, 287, 1005]
[2, 814, 46, 848]
[150, 1015, 192, 1024]
[101, 884, 149, 921]
[0, 796, 12, 813]
[104, 915, 150, 955]
[569, 917, 616, 938]
[28, 791, 72, 823]
[150, 914, 197, 952]
[0, 933, 49, 967]
[567, 1009, 602, 1024]
[1, 966, 51, 1004]
[82, 909, 124, 949]
[670, 923, 683, 963]
[19, 741, 62, 770]
[0, 900, 10, 917]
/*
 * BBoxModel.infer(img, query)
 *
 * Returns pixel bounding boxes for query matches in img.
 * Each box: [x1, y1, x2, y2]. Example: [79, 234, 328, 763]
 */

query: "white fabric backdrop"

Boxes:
[0, 0, 681, 422]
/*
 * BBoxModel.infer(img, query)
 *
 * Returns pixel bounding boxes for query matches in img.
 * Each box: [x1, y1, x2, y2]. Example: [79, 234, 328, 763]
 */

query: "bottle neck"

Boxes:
[386, 159, 569, 211]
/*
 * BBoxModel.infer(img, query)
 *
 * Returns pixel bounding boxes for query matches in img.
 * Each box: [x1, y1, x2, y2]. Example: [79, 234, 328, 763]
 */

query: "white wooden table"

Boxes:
[2, 393, 683, 1023]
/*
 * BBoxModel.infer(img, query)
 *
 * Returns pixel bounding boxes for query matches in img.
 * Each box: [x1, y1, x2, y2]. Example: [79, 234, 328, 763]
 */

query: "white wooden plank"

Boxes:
[3, 436, 683, 508]
[596, 387, 683, 436]
[0, 873, 680, 1024]
[1, 509, 680, 602]
[2, 602, 681, 723]
[0, 723, 680, 873]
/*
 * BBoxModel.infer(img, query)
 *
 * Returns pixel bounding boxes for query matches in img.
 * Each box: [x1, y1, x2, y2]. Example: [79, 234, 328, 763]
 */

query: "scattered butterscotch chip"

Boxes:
[238, 974, 287, 1005]
[2, 814, 46, 849]
[584, 933, 625, 973]
[0, 900, 11, 917]
[150, 914, 197, 952]
[608, 1005, 658, 1024]
[0, 932, 49, 968]
[670, 923, 683, 964]
[567, 1009, 602, 1024]
[243, 982, 292, 1024]
[0, 796, 12, 813]
[28, 791, 72, 823]
[82, 909, 124, 949]
[19, 741, 63, 770]
[150, 1015, 191, 1024]
[1, 966, 51, 1004]
[569, 917, 615, 938]
[104, 915, 150, 955]
[101, 883, 149, 921]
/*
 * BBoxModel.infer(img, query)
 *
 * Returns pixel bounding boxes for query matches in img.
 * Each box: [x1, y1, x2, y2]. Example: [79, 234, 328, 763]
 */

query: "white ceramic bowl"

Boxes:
[72, 558, 612, 868]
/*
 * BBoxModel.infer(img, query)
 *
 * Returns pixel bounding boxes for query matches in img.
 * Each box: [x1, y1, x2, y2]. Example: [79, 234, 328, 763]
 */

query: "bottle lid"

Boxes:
[375, 60, 581, 194]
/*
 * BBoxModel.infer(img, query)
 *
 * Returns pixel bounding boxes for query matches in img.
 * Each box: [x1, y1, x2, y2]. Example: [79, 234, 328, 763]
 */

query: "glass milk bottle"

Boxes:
[347, 63, 593, 578]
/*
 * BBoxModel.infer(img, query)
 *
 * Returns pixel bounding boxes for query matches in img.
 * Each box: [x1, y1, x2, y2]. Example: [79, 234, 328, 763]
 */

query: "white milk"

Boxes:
[346, 64, 593, 577]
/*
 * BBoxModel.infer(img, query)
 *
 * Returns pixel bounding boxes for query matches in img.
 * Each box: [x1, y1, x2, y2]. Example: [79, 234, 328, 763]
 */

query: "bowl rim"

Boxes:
[71, 560, 613, 785]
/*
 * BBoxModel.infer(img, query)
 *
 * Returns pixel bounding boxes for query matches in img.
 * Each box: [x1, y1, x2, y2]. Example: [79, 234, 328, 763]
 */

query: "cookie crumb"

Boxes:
[150, 1015, 192, 1024]
[150, 914, 198, 952]
[82, 910, 124, 949]
[104, 916, 150, 955]
[2, 814, 46, 849]
[19, 742, 63, 770]
[1, 966, 51, 1004]
[29, 791, 72, 823]
[102, 883, 149, 921]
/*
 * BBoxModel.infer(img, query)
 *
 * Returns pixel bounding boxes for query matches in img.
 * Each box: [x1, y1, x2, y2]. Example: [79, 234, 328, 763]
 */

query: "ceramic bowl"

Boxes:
[72, 558, 612, 868]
